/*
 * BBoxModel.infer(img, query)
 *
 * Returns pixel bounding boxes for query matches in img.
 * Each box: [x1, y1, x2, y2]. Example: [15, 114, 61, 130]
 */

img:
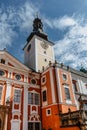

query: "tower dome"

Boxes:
[33, 17, 43, 33]
[27, 17, 48, 42]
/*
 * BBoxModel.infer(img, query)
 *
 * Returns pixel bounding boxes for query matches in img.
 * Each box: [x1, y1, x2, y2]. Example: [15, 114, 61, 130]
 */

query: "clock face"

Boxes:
[40, 41, 49, 49]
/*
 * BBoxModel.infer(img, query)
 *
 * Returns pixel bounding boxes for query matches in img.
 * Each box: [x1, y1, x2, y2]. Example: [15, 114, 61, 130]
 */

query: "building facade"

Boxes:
[0, 17, 87, 130]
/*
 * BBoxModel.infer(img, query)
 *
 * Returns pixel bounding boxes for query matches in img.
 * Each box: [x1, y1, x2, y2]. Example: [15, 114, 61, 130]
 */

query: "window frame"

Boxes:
[15, 74, 22, 81]
[30, 78, 37, 85]
[28, 122, 40, 130]
[28, 92, 40, 105]
[63, 84, 71, 102]
[14, 89, 21, 103]
[1, 59, 5, 64]
[64, 87, 71, 100]
[0, 70, 5, 76]
[0, 86, 3, 101]
[72, 80, 78, 92]
[42, 90, 47, 102]
[41, 75, 46, 85]
[46, 108, 51, 116]
[62, 73, 67, 81]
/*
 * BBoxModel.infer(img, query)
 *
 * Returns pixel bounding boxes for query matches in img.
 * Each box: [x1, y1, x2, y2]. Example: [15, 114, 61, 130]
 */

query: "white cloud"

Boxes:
[0, 10, 16, 50]
[0, 2, 38, 50]
[0, 2, 87, 69]
[18, 2, 38, 31]
[44, 15, 77, 30]
[52, 15, 87, 69]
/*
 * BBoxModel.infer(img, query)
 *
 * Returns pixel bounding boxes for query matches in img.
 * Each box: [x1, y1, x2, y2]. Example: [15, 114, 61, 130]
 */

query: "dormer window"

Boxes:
[1, 59, 5, 64]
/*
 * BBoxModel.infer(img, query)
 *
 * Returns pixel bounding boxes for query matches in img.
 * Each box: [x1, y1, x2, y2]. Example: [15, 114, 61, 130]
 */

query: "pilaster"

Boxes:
[23, 86, 28, 130]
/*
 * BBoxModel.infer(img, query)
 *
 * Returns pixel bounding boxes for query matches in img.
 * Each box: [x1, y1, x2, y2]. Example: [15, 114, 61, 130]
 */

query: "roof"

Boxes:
[23, 34, 54, 50]
[0, 49, 31, 71]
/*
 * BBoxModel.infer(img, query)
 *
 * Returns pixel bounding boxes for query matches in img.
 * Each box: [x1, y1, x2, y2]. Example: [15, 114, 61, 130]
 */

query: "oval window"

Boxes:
[31, 79, 36, 85]
[15, 74, 21, 80]
[0, 70, 5, 76]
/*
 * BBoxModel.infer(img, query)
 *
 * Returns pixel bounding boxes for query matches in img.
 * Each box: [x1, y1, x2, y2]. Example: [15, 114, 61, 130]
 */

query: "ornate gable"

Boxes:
[0, 50, 30, 71]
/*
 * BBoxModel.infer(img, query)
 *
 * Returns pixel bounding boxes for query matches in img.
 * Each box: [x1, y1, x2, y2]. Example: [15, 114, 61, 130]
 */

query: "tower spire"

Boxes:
[33, 15, 43, 33]
[27, 16, 48, 42]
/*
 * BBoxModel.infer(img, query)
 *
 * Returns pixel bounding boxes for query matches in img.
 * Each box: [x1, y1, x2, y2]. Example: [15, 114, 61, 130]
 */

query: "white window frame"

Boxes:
[62, 73, 68, 81]
[28, 91, 40, 105]
[42, 90, 47, 102]
[14, 88, 21, 103]
[64, 84, 72, 104]
[42, 86, 47, 106]
[72, 81, 78, 92]
[41, 75, 46, 85]
[0, 86, 3, 102]
[46, 108, 51, 116]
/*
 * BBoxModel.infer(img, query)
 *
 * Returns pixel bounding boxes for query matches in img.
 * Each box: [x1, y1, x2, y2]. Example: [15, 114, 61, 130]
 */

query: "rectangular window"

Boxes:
[46, 108, 51, 116]
[64, 87, 71, 100]
[28, 122, 33, 130]
[14, 89, 21, 103]
[28, 93, 40, 105]
[43, 90, 47, 102]
[28, 93, 33, 104]
[0, 86, 2, 100]
[72, 80, 78, 92]
[35, 123, 40, 129]
[35, 93, 39, 105]
[84, 104, 87, 110]
[1, 59, 5, 64]
[28, 122, 40, 130]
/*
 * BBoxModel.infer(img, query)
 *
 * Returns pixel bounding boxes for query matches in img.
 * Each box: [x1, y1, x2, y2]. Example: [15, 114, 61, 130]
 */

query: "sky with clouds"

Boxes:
[0, 0, 87, 70]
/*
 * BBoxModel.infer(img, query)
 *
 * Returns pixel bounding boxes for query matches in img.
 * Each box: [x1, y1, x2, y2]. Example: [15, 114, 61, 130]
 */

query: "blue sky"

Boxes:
[0, 0, 87, 69]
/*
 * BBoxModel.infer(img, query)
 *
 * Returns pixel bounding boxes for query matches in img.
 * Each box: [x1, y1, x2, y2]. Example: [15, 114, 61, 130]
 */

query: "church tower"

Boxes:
[23, 17, 55, 72]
